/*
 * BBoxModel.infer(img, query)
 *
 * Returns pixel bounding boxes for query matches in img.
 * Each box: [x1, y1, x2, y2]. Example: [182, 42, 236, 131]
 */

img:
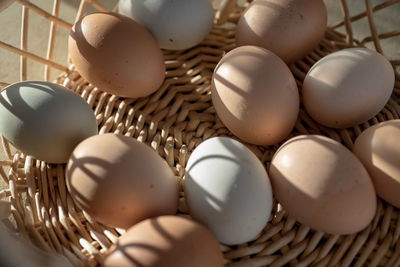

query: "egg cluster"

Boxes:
[0, 0, 399, 266]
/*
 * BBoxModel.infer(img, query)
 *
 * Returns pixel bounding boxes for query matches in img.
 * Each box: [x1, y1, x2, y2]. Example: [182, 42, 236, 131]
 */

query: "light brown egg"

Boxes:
[270, 135, 376, 235]
[68, 12, 165, 98]
[302, 48, 395, 128]
[66, 134, 178, 229]
[211, 46, 299, 145]
[236, 0, 327, 64]
[104, 216, 224, 267]
[353, 120, 400, 208]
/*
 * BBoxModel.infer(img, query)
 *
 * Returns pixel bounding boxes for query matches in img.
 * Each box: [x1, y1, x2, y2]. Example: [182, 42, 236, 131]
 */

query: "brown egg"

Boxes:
[211, 46, 299, 145]
[353, 120, 400, 208]
[68, 12, 165, 98]
[236, 0, 327, 64]
[66, 134, 178, 229]
[270, 135, 376, 235]
[104, 216, 224, 267]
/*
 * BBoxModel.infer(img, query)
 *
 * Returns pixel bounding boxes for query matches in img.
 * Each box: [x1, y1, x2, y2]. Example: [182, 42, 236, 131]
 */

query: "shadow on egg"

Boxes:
[213, 72, 247, 97]
[69, 13, 135, 66]
[119, 0, 154, 27]
[303, 49, 392, 128]
[184, 138, 252, 213]
[66, 133, 179, 229]
[183, 136, 273, 245]
[269, 135, 377, 234]
[354, 122, 400, 208]
[270, 134, 361, 201]
[369, 124, 400, 172]
[69, 17, 101, 63]
[111, 221, 175, 266]
[236, 0, 287, 45]
[66, 154, 110, 210]
[212, 49, 283, 105]
[104, 217, 196, 267]
[66, 135, 135, 211]
[307, 49, 368, 74]
[0, 81, 57, 120]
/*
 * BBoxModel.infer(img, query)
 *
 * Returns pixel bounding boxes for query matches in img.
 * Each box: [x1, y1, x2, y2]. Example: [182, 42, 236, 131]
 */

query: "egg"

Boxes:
[270, 135, 376, 234]
[66, 133, 178, 229]
[211, 46, 299, 145]
[0, 81, 97, 163]
[303, 48, 395, 128]
[236, 0, 327, 64]
[119, 0, 213, 50]
[104, 216, 224, 267]
[353, 120, 400, 208]
[184, 137, 273, 245]
[68, 12, 165, 98]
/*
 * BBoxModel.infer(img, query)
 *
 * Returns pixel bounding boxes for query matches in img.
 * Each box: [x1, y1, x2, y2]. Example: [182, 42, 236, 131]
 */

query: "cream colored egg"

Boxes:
[303, 48, 394, 128]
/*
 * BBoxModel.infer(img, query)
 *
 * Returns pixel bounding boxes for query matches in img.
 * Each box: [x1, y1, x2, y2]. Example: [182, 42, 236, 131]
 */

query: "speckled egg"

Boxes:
[119, 0, 214, 50]
[236, 0, 327, 64]
[68, 12, 165, 98]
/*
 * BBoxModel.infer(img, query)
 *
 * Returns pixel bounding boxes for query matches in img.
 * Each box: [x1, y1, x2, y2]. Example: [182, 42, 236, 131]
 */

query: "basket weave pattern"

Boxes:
[0, 0, 400, 266]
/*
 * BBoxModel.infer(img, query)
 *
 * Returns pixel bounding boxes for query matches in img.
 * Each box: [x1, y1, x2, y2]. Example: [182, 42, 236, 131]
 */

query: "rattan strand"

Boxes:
[0, 0, 400, 266]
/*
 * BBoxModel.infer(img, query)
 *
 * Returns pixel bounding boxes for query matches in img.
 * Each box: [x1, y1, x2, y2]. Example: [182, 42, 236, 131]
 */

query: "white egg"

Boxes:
[0, 81, 98, 163]
[184, 137, 273, 245]
[119, 0, 214, 50]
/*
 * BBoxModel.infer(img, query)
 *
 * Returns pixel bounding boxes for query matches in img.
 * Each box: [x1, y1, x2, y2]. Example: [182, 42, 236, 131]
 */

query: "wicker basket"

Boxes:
[0, 0, 400, 266]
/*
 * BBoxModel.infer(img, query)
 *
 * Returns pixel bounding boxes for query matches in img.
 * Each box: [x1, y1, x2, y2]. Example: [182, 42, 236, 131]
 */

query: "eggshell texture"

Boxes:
[270, 135, 376, 234]
[353, 120, 400, 208]
[66, 134, 178, 229]
[303, 48, 395, 128]
[68, 12, 165, 98]
[211, 46, 299, 145]
[104, 216, 224, 267]
[119, 0, 213, 50]
[0, 81, 97, 163]
[236, 0, 327, 64]
[184, 137, 273, 245]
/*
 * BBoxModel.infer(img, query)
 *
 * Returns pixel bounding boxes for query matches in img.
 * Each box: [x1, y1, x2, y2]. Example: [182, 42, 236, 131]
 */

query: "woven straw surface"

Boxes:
[0, 0, 400, 266]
